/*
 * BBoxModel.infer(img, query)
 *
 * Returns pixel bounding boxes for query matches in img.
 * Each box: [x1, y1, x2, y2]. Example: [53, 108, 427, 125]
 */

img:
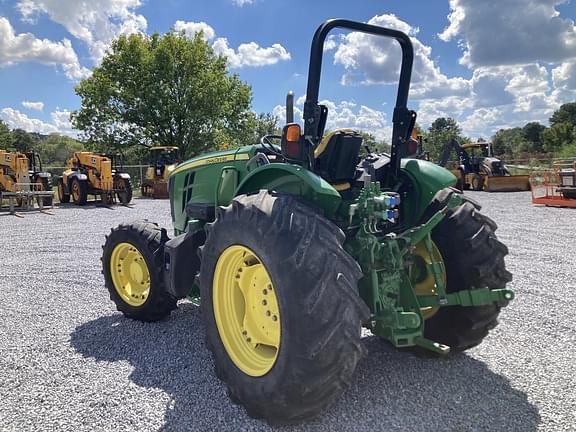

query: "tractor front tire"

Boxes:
[199, 191, 369, 424]
[101, 221, 177, 322]
[425, 190, 512, 351]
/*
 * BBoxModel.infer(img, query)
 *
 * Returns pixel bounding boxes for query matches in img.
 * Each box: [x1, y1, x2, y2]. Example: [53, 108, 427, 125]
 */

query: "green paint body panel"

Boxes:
[235, 163, 341, 217]
[170, 146, 255, 234]
[170, 145, 341, 234]
[399, 159, 458, 226]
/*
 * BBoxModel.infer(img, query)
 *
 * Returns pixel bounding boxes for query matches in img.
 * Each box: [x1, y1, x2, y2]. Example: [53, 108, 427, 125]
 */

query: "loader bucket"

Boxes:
[484, 175, 531, 192]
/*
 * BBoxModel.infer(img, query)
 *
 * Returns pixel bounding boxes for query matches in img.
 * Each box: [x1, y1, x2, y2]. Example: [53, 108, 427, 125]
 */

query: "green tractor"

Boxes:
[101, 19, 513, 424]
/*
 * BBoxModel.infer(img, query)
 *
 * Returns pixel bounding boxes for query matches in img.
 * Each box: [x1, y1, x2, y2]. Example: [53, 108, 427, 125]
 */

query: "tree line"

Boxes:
[0, 122, 84, 166]
[423, 102, 576, 162]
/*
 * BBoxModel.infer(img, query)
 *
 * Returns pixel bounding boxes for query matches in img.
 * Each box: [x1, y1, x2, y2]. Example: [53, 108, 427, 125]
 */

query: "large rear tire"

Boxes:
[424, 189, 512, 352]
[101, 221, 177, 322]
[199, 191, 369, 424]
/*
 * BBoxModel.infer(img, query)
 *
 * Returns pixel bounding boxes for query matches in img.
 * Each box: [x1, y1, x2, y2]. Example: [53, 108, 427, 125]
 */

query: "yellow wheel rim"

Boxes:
[213, 245, 280, 377]
[110, 242, 151, 307]
[412, 240, 446, 320]
[71, 181, 80, 202]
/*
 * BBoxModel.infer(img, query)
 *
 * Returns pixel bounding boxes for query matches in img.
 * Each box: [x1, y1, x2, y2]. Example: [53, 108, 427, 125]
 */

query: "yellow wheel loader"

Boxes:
[0, 150, 53, 209]
[57, 152, 132, 205]
[438, 140, 530, 192]
[140, 146, 180, 199]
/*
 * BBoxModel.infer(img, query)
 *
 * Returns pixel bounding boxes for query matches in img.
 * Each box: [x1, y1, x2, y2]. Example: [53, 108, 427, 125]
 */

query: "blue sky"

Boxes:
[1, 0, 575, 141]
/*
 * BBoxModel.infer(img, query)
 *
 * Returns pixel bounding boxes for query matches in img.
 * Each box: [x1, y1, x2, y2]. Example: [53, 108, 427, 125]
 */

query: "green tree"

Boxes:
[491, 127, 529, 157]
[36, 133, 85, 166]
[0, 120, 13, 149]
[243, 112, 280, 146]
[542, 123, 574, 153]
[522, 122, 546, 153]
[541, 103, 576, 154]
[426, 117, 464, 161]
[72, 31, 253, 159]
[550, 102, 576, 127]
[11, 128, 37, 153]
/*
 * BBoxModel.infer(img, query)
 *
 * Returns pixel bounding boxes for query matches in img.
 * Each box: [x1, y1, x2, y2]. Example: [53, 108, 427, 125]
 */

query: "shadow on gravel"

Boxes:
[71, 304, 540, 432]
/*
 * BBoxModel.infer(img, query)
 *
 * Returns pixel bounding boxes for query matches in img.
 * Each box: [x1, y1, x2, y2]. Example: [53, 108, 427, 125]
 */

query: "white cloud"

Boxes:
[173, 20, 291, 69]
[1, 107, 77, 136]
[332, 14, 471, 100]
[232, 0, 255, 6]
[22, 101, 44, 111]
[439, 0, 576, 67]
[323, 35, 338, 52]
[553, 61, 576, 91]
[212, 38, 290, 68]
[17, 0, 147, 62]
[0, 17, 89, 79]
[174, 20, 215, 40]
[1, 107, 58, 134]
[273, 98, 392, 141]
[50, 110, 73, 131]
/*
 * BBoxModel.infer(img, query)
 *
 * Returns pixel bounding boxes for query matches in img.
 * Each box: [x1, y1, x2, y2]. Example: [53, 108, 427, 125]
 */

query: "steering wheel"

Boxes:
[260, 135, 283, 156]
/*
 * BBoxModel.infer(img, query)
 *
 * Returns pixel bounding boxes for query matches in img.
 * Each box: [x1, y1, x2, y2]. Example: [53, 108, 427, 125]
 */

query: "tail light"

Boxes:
[281, 124, 303, 160]
[407, 137, 419, 155]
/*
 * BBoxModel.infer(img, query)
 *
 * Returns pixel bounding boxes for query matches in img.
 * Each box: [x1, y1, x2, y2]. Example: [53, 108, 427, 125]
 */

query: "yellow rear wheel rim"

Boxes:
[413, 240, 446, 320]
[110, 242, 150, 307]
[213, 245, 280, 377]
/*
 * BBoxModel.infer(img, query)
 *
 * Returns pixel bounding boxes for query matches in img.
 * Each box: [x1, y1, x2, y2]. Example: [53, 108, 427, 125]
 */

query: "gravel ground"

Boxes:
[0, 192, 574, 432]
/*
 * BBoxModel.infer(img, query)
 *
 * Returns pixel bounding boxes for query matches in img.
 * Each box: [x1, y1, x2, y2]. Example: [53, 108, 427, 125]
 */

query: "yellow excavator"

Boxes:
[0, 150, 53, 208]
[438, 139, 530, 192]
[57, 152, 132, 205]
[141, 146, 180, 198]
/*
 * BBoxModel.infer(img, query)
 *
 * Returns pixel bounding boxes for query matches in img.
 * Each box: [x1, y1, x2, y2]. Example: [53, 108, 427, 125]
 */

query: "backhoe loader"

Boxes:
[438, 139, 530, 192]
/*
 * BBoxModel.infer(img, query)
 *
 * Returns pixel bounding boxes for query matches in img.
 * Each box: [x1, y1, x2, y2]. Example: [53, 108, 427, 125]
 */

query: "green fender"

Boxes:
[400, 159, 457, 225]
[234, 163, 342, 217]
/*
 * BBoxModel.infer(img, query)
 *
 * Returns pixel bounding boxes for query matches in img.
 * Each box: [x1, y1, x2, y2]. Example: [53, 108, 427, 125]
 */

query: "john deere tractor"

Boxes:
[101, 20, 513, 424]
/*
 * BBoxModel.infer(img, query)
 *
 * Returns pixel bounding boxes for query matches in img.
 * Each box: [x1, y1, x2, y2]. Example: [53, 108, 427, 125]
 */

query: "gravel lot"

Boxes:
[0, 192, 574, 431]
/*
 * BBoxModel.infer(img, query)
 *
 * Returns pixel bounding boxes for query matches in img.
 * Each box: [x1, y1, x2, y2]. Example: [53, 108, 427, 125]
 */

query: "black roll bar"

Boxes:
[303, 19, 415, 184]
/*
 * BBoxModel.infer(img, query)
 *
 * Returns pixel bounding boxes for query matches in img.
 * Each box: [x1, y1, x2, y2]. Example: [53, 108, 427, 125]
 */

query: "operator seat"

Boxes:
[314, 129, 362, 190]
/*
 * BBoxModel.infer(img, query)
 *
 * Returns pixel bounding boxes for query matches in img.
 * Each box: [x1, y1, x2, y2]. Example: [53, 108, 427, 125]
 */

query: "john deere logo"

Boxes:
[204, 156, 230, 165]
[5, 155, 11, 162]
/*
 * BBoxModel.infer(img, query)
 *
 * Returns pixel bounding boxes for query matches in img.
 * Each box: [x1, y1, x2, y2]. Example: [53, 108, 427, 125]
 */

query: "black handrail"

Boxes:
[303, 19, 415, 184]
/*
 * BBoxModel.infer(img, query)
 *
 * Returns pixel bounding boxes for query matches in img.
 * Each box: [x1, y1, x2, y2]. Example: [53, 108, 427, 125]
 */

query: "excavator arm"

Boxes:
[437, 138, 470, 170]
